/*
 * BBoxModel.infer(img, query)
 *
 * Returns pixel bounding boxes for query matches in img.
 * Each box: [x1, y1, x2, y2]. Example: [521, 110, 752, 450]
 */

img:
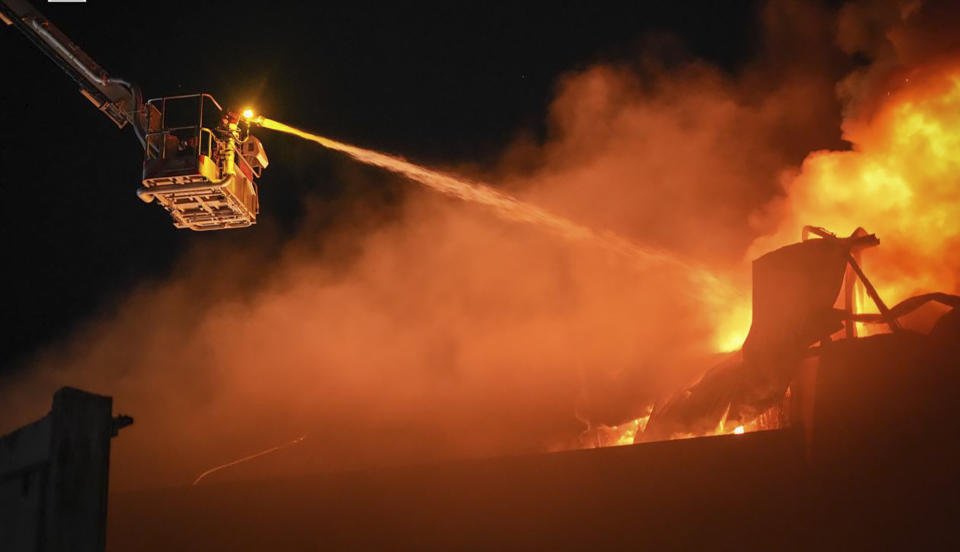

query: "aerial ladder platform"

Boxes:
[1, 0, 269, 231]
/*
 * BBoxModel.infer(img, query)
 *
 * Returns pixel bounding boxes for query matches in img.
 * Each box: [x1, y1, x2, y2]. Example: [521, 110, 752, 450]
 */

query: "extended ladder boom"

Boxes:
[1, 0, 144, 141]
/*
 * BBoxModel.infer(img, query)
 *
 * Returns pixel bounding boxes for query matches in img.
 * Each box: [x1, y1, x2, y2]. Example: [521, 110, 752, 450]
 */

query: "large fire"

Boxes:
[756, 60, 960, 313]
[589, 60, 960, 448]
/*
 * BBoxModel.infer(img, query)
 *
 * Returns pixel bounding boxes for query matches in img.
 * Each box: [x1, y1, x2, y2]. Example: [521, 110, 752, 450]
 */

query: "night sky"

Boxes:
[0, 1, 761, 372]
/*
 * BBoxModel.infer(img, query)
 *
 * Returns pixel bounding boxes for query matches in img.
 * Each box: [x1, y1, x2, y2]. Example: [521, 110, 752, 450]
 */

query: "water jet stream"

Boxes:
[260, 118, 733, 296]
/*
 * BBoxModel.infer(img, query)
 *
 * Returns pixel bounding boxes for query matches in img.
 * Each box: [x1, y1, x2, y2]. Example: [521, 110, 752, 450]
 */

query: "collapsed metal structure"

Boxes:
[643, 227, 960, 442]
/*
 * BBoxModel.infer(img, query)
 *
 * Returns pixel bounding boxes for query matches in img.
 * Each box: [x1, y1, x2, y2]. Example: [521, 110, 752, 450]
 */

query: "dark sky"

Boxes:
[0, 1, 761, 371]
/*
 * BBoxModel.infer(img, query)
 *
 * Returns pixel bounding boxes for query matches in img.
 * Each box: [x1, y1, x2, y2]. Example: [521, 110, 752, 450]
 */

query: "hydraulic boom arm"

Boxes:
[0, 0, 145, 145]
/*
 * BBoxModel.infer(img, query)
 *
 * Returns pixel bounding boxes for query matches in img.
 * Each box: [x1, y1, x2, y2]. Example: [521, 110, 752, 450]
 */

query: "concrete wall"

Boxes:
[0, 387, 130, 552]
[0, 411, 51, 550]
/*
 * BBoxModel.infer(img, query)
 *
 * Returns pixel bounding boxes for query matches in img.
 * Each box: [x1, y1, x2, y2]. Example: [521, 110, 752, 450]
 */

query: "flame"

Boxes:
[704, 402, 778, 438]
[712, 300, 752, 352]
[582, 397, 781, 447]
[581, 409, 653, 448]
[613, 414, 652, 445]
[590, 63, 960, 450]
[633, 61, 960, 450]
[720, 65, 960, 355]
[753, 62, 960, 311]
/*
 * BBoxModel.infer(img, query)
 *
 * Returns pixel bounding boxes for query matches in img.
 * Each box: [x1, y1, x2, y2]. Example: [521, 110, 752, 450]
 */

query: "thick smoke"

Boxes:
[3, 1, 954, 490]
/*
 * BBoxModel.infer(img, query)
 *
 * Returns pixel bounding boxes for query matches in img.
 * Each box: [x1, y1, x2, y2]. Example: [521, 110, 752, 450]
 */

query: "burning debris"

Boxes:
[590, 226, 960, 447]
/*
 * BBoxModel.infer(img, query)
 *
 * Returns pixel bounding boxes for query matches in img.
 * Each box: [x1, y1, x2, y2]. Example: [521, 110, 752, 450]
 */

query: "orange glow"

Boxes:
[656, 61, 960, 451]
[12, 25, 960, 490]
[752, 62, 960, 317]
[712, 300, 751, 352]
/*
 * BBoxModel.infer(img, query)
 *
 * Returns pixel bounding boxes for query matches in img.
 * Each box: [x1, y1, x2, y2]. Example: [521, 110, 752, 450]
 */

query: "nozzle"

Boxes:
[240, 108, 264, 126]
